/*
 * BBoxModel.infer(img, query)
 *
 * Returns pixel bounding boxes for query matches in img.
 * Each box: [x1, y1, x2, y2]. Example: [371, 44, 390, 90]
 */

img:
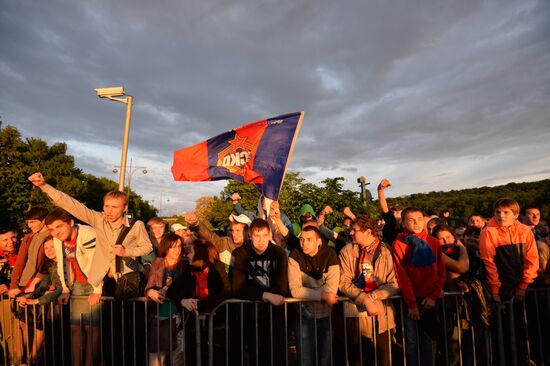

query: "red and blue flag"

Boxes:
[172, 112, 304, 200]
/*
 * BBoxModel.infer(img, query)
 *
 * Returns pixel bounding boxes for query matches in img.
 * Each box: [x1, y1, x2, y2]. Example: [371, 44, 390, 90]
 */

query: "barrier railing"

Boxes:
[0, 288, 549, 365]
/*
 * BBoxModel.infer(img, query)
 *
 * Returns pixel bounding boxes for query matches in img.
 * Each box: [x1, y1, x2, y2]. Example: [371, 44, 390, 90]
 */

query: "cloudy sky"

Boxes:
[2, 0, 549, 215]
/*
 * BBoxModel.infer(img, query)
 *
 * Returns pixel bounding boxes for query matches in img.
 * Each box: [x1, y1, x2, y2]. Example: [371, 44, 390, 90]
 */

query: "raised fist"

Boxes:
[230, 192, 241, 202]
[28, 172, 46, 187]
[377, 178, 391, 191]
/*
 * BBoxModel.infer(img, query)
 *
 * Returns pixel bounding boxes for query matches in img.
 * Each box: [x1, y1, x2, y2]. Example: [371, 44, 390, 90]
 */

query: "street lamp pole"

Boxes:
[95, 86, 134, 192]
[158, 192, 170, 217]
[119, 95, 133, 192]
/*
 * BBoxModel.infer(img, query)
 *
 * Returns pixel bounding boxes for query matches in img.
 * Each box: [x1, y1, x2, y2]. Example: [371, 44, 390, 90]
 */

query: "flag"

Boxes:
[172, 111, 304, 200]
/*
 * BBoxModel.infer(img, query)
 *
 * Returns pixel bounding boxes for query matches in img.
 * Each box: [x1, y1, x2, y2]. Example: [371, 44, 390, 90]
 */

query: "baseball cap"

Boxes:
[229, 214, 252, 225]
[171, 223, 187, 232]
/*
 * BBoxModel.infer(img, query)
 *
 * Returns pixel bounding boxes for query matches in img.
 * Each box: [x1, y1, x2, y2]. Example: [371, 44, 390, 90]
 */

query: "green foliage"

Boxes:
[205, 172, 367, 230]
[382, 180, 550, 225]
[202, 171, 550, 230]
[0, 125, 157, 230]
[205, 197, 233, 230]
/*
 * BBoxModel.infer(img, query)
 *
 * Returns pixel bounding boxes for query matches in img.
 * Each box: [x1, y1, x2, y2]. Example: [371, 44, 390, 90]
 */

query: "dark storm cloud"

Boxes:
[1, 0, 549, 210]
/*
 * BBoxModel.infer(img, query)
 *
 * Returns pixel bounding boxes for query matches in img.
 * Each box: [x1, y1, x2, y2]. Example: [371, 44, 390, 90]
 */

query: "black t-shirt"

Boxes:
[382, 211, 400, 246]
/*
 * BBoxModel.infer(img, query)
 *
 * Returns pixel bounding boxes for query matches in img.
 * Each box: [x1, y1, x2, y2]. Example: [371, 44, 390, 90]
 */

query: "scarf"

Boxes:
[192, 266, 209, 301]
[403, 233, 436, 267]
[353, 241, 380, 292]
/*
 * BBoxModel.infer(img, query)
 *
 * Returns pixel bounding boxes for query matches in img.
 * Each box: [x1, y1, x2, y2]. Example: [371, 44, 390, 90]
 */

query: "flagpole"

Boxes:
[276, 111, 304, 195]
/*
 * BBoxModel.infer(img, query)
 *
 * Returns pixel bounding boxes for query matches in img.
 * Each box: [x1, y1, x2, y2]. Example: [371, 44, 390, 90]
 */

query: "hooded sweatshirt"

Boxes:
[288, 243, 339, 318]
[479, 217, 538, 298]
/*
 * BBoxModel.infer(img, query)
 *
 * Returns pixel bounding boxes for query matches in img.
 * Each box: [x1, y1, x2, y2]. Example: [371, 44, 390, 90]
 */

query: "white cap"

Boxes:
[229, 214, 252, 226]
[171, 223, 187, 232]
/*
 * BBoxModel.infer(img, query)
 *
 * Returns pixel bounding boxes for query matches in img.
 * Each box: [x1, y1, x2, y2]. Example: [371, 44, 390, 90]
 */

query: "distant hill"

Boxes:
[383, 179, 550, 223]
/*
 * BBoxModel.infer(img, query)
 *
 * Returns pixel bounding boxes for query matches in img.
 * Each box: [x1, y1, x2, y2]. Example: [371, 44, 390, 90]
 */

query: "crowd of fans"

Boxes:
[0, 173, 548, 365]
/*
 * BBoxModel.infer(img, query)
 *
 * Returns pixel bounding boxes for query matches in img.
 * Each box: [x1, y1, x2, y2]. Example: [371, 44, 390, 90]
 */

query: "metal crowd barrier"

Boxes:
[0, 288, 549, 365]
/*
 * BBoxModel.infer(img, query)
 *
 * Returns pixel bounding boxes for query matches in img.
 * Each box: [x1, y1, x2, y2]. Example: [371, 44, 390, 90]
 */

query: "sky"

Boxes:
[1, 0, 550, 216]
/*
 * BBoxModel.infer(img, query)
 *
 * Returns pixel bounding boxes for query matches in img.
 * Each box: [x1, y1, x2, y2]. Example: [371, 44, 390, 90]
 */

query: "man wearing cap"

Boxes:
[183, 212, 250, 267]
[230, 193, 294, 238]
[171, 223, 193, 245]
[377, 179, 403, 247]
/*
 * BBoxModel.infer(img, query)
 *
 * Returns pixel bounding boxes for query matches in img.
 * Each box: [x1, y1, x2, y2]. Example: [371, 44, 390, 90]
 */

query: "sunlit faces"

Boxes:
[47, 219, 74, 242]
[436, 229, 455, 245]
[494, 207, 519, 228]
[403, 211, 424, 234]
[26, 219, 45, 234]
[468, 215, 485, 229]
[43, 239, 56, 260]
[167, 239, 182, 261]
[0, 231, 16, 253]
[230, 223, 246, 244]
[149, 223, 165, 240]
[299, 230, 321, 256]
[103, 197, 127, 223]
[525, 208, 541, 226]
[351, 225, 377, 247]
[251, 227, 270, 255]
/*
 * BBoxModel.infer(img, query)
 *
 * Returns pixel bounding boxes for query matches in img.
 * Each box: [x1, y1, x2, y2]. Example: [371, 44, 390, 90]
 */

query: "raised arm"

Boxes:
[443, 241, 469, 274]
[269, 201, 289, 238]
[28, 172, 102, 227]
[377, 179, 392, 214]
[231, 193, 256, 221]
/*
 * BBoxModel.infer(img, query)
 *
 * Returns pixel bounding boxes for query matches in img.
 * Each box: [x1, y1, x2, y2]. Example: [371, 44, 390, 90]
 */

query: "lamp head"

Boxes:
[95, 86, 125, 98]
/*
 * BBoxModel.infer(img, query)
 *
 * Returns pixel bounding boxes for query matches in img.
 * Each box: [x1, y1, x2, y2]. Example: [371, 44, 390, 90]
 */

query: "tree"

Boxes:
[199, 172, 369, 230]
[0, 124, 157, 230]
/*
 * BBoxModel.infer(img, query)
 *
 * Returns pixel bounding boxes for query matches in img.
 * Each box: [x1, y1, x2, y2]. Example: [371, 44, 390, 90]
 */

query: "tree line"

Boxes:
[199, 173, 550, 230]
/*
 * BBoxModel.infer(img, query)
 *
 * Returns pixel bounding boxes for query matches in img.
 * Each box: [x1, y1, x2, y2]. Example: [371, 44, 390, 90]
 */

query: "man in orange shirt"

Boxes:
[480, 198, 538, 366]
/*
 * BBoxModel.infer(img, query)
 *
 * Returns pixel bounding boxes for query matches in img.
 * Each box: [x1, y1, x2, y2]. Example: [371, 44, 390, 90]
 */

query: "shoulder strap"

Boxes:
[116, 219, 136, 245]
[115, 219, 138, 273]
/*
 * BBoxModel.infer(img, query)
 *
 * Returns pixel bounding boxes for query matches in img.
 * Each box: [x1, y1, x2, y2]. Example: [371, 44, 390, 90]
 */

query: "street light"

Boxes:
[113, 158, 147, 199]
[152, 193, 170, 217]
[95, 86, 134, 192]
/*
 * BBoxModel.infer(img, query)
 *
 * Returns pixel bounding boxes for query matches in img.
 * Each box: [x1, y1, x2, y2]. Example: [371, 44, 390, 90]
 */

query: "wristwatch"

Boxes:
[369, 292, 378, 301]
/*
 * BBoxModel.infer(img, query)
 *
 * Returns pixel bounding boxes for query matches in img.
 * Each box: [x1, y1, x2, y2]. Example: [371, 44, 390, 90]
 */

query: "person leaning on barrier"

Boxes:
[167, 238, 231, 313]
[230, 218, 289, 365]
[8, 207, 49, 300]
[0, 228, 19, 363]
[166, 238, 231, 365]
[432, 224, 470, 366]
[479, 198, 539, 366]
[28, 172, 153, 295]
[15, 236, 62, 365]
[44, 208, 101, 366]
[479, 198, 539, 304]
[145, 233, 186, 366]
[392, 207, 446, 366]
[338, 215, 400, 366]
[288, 225, 339, 366]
